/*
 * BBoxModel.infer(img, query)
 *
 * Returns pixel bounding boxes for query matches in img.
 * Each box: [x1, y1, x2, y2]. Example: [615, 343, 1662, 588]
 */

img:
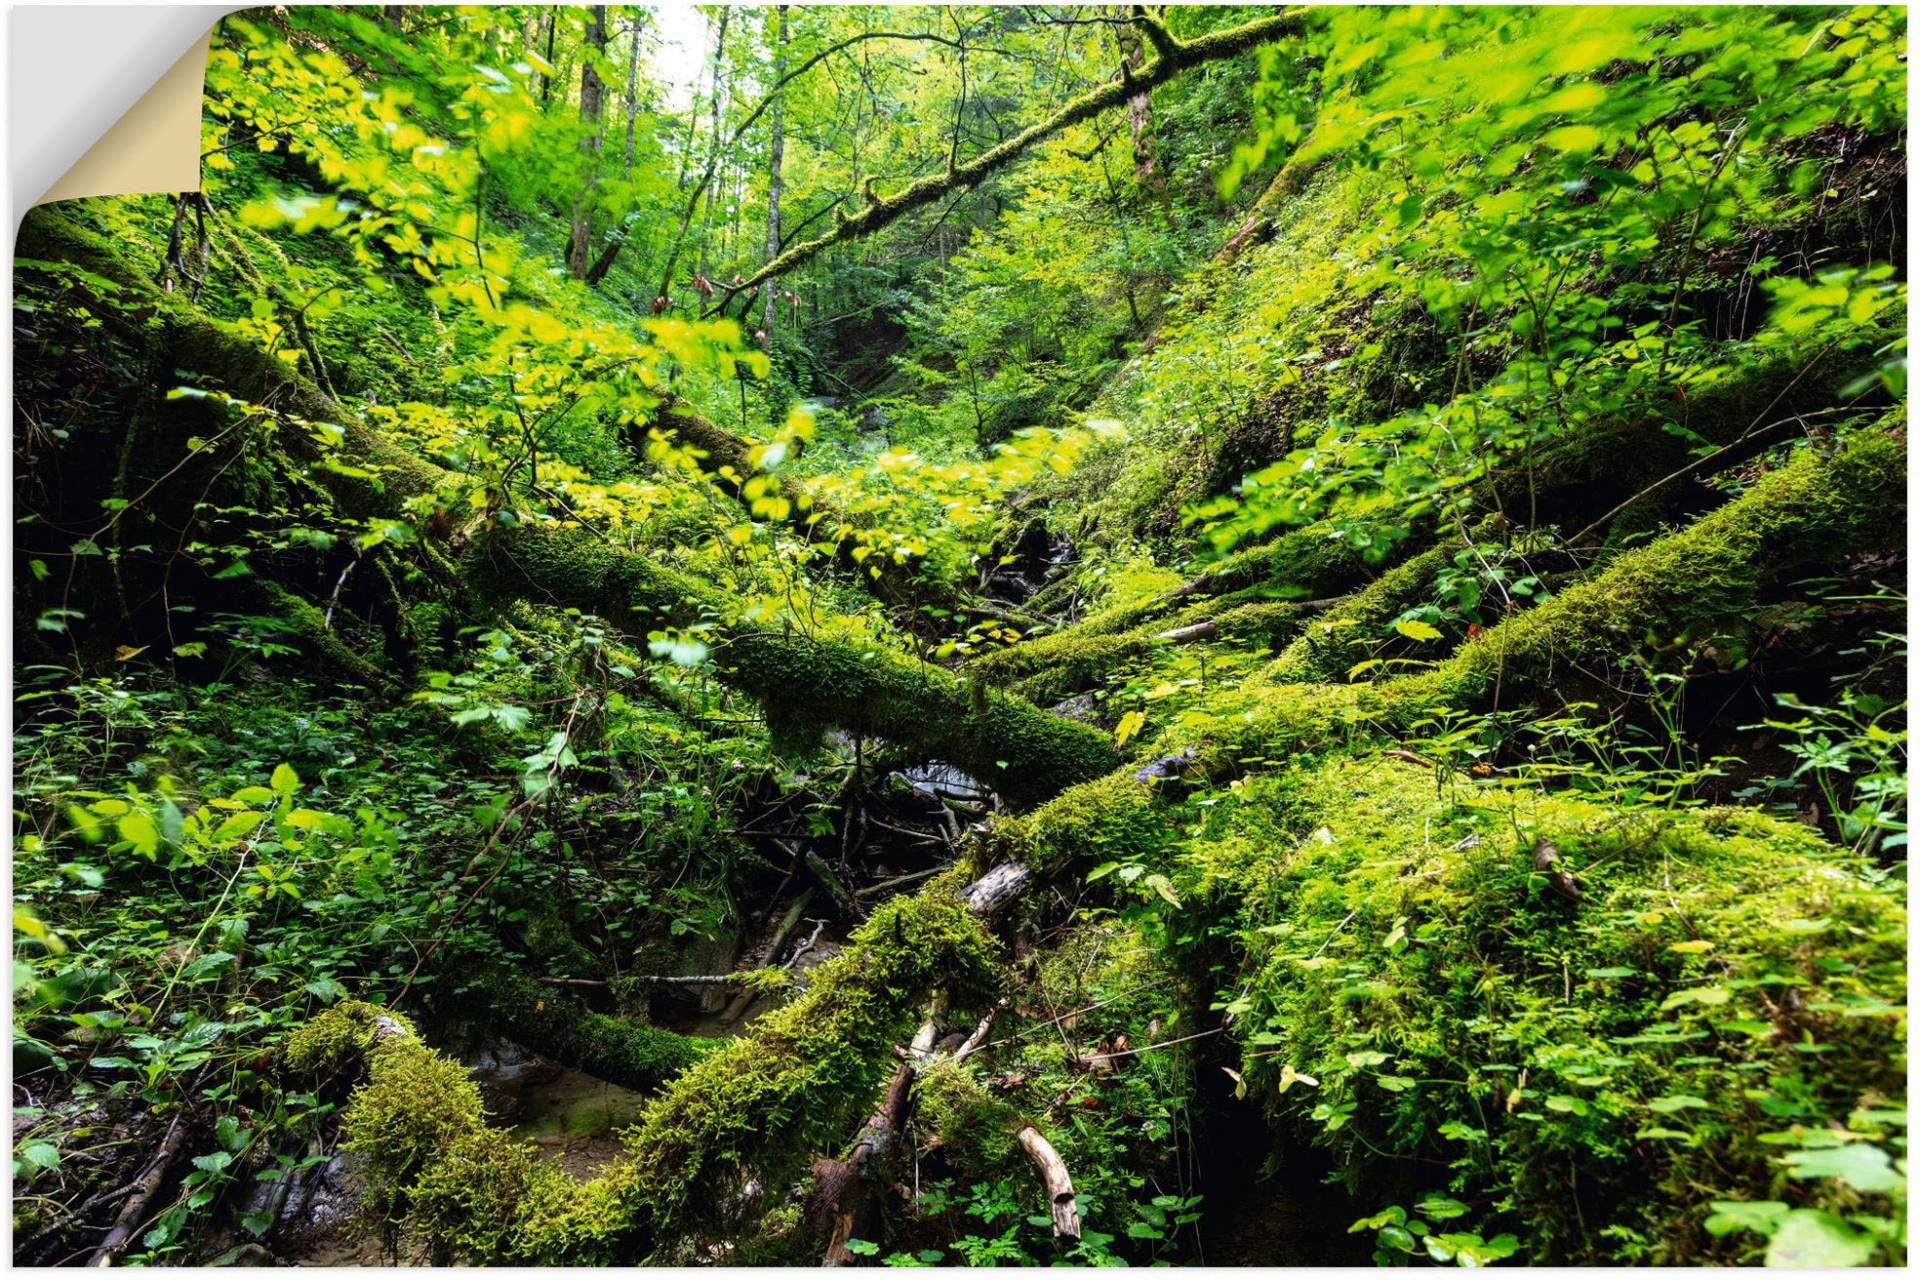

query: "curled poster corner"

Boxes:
[12, 7, 231, 219]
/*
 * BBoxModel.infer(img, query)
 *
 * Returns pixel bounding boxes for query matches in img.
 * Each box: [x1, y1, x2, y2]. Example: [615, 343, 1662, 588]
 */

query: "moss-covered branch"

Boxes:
[727, 10, 1304, 298]
[440, 965, 715, 1095]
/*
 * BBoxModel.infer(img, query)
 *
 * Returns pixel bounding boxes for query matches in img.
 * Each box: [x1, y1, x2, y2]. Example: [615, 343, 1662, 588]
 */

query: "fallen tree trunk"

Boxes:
[443, 965, 715, 1094]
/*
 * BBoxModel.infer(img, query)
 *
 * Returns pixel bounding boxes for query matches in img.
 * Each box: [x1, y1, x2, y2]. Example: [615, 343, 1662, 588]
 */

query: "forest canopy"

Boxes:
[11, 3, 1908, 1269]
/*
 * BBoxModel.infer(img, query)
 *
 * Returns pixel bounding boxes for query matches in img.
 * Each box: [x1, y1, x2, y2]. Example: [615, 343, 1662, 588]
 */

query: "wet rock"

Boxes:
[1051, 692, 1101, 723]
[899, 761, 991, 805]
[464, 1037, 562, 1124]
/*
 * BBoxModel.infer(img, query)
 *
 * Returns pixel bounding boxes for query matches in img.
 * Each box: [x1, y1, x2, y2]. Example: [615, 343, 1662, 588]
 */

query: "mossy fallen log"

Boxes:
[285, 878, 1006, 1263]
[1430, 425, 1906, 710]
[440, 966, 716, 1095]
[1255, 538, 1465, 687]
[970, 593, 1327, 707]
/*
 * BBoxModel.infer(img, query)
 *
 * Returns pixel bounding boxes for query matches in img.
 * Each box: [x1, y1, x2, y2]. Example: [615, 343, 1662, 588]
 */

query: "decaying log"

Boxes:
[813, 1000, 944, 1265]
[959, 862, 1031, 916]
[1015, 1125, 1082, 1244]
[87, 1117, 191, 1267]
[1531, 838, 1583, 904]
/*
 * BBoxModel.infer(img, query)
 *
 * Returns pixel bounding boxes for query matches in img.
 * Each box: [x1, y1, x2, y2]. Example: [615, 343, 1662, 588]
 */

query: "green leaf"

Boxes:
[17, 1141, 60, 1172]
[270, 763, 301, 797]
[1764, 1210, 1876, 1268]
[117, 811, 160, 859]
[1415, 1196, 1470, 1221]
[1394, 618, 1444, 642]
[303, 977, 348, 1005]
[843, 1239, 880, 1257]
[1703, 1200, 1788, 1238]
[1540, 124, 1606, 152]
[1783, 1143, 1903, 1194]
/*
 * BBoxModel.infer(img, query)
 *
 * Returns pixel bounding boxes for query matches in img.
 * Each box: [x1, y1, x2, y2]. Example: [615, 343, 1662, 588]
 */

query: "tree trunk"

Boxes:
[761, 4, 788, 374]
[1116, 7, 1164, 202]
[623, 12, 643, 182]
[539, 7, 557, 107]
[693, 9, 731, 283]
[567, 5, 609, 279]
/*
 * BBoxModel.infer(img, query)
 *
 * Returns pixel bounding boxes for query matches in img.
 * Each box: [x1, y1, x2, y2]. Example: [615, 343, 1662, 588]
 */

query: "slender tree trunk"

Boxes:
[539, 7, 558, 107]
[624, 12, 642, 182]
[1116, 6, 1164, 202]
[761, 4, 788, 371]
[687, 8, 731, 287]
[567, 6, 609, 278]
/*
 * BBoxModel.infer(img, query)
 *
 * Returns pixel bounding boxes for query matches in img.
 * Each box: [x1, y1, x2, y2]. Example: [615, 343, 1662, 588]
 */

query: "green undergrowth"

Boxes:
[1183, 753, 1907, 1265]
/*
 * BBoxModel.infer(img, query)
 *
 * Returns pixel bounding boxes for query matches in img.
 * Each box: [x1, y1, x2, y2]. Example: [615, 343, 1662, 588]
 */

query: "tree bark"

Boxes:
[623, 12, 642, 182]
[761, 4, 788, 374]
[1116, 6, 1164, 201]
[538, 7, 558, 107]
[567, 5, 609, 279]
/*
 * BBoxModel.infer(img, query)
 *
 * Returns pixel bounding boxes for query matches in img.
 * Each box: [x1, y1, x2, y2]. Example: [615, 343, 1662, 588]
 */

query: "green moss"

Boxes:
[411, 1128, 570, 1263]
[1191, 753, 1907, 1264]
[917, 1060, 1024, 1171]
[342, 1038, 488, 1199]
[608, 891, 1004, 1238]
[993, 771, 1170, 873]
[313, 886, 1004, 1263]
[453, 966, 713, 1094]
[1257, 540, 1461, 686]
[723, 631, 1117, 805]
[284, 1000, 412, 1076]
